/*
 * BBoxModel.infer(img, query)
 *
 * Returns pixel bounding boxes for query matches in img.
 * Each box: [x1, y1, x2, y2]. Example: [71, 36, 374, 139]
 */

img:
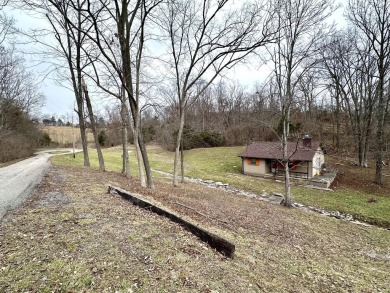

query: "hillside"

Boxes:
[1, 160, 389, 291]
[40, 126, 94, 146]
[51, 145, 390, 228]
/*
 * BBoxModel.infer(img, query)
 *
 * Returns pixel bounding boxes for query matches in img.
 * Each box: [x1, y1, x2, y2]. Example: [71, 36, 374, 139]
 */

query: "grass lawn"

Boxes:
[1, 162, 390, 291]
[52, 145, 390, 228]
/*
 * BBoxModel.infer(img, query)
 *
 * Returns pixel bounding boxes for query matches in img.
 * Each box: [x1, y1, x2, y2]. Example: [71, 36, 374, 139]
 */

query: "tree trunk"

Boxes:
[116, 1, 151, 188]
[173, 105, 185, 187]
[82, 79, 105, 172]
[138, 130, 154, 189]
[120, 96, 130, 178]
[284, 159, 292, 206]
[282, 58, 293, 207]
[75, 97, 90, 167]
[180, 136, 184, 183]
[128, 112, 146, 187]
[361, 117, 371, 168]
[375, 77, 385, 185]
[357, 139, 364, 167]
[335, 84, 341, 150]
[135, 131, 147, 187]
[282, 118, 292, 207]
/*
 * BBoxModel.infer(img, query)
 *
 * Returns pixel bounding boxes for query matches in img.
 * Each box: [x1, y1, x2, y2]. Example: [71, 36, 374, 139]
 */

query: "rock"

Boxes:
[215, 182, 228, 187]
[203, 180, 214, 184]
[259, 192, 269, 198]
[293, 203, 305, 208]
[269, 194, 283, 203]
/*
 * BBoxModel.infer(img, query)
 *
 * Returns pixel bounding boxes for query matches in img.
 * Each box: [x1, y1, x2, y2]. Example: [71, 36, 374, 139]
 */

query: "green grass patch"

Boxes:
[293, 187, 390, 227]
[51, 145, 390, 227]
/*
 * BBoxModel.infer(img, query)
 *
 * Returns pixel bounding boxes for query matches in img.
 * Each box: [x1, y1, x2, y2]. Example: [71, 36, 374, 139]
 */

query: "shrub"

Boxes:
[98, 130, 107, 146]
[0, 101, 45, 162]
[142, 125, 156, 143]
[172, 125, 225, 150]
[40, 133, 52, 147]
[0, 133, 35, 163]
[199, 131, 224, 147]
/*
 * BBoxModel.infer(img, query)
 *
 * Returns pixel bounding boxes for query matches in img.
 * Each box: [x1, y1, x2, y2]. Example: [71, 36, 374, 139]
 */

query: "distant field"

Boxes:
[52, 144, 390, 227]
[40, 126, 94, 145]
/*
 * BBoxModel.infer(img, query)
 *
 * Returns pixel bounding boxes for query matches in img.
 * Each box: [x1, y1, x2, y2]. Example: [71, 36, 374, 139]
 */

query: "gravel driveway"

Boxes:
[0, 150, 78, 220]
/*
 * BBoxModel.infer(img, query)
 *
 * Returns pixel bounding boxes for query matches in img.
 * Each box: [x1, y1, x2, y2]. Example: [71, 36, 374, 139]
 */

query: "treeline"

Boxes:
[101, 77, 388, 156]
[7, 0, 390, 188]
[0, 15, 47, 163]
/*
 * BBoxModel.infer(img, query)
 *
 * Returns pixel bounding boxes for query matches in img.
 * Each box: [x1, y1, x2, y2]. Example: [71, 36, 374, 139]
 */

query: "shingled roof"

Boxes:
[239, 141, 321, 161]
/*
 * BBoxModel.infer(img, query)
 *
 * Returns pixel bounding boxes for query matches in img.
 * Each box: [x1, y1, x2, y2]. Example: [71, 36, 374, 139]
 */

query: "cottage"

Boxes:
[239, 136, 324, 179]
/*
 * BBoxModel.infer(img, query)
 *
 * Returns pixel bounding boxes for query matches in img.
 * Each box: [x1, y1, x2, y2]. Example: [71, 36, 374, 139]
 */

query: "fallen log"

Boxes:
[108, 185, 235, 258]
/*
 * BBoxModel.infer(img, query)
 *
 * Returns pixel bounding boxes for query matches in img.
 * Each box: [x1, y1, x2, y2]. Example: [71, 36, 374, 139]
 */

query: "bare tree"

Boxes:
[0, 1, 10, 8]
[19, 0, 93, 167]
[296, 69, 324, 122]
[0, 48, 45, 139]
[81, 77, 105, 171]
[0, 11, 45, 130]
[80, 35, 132, 178]
[0, 11, 14, 45]
[158, 0, 277, 186]
[77, 0, 161, 188]
[346, 0, 390, 184]
[25, 0, 160, 187]
[321, 40, 344, 150]
[0, 48, 45, 116]
[268, 0, 335, 207]
[322, 31, 377, 167]
[0, 16, 46, 162]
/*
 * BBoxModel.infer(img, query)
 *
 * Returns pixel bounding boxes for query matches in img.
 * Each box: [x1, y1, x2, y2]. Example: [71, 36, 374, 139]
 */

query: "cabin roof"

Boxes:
[239, 141, 322, 161]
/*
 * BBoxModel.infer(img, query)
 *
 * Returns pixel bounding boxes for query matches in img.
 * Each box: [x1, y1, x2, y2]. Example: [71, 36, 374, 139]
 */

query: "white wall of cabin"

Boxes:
[242, 158, 269, 176]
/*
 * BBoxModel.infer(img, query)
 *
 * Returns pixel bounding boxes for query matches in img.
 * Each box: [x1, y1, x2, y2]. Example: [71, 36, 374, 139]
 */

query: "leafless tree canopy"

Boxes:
[0, 13, 47, 162]
[2, 0, 390, 191]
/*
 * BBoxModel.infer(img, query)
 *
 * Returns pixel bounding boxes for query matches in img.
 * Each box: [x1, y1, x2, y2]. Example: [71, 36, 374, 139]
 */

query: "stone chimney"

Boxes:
[302, 134, 312, 148]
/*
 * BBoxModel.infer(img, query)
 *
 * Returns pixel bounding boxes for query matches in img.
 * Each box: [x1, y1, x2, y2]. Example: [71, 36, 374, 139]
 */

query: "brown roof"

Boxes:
[239, 141, 321, 161]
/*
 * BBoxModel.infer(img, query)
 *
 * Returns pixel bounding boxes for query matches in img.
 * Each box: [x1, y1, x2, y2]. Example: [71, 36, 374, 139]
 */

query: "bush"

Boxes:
[40, 133, 52, 147]
[173, 125, 225, 150]
[199, 131, 224, 147]
[0, 133, 35, 163]
[0, 101, 49, 162]
[142, 125, 156, 143]
[98, 130, 107, 146]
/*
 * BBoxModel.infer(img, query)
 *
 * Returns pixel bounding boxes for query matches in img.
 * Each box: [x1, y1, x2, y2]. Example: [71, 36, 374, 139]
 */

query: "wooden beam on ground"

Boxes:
[108, 185, 235, 258]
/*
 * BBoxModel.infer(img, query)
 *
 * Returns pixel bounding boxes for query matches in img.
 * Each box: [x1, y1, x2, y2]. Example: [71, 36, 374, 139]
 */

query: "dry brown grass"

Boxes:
[1, 165, 389, 292]
[40, 126, 94, 146]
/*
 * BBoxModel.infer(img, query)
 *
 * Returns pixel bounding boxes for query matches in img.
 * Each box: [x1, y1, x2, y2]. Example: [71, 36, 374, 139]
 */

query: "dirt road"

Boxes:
[0, 150, 77, 220]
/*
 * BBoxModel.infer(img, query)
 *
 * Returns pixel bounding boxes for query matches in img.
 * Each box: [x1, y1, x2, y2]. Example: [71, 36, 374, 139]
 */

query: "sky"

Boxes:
[7, 6, 267, 119]
[4, 6, 75, 119]
[4, 1, 347, 120]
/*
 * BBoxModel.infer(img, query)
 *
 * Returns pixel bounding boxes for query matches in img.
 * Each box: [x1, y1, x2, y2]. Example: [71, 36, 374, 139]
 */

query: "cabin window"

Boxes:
[248, 158, 259, 166]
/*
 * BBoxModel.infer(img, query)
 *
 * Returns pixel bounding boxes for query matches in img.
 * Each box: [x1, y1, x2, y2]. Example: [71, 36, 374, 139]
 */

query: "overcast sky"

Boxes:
[4, 1, 346, 120]
[3, 6, 74, 119]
